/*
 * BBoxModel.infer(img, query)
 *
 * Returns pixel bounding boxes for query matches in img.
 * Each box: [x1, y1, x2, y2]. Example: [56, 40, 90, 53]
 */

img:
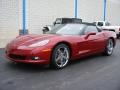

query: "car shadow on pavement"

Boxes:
[6, 62, 50, 72]
[69, 54, 103, 65]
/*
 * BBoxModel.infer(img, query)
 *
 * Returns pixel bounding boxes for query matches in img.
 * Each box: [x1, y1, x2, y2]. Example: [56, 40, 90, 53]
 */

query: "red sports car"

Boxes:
[5, 23, 116, 69]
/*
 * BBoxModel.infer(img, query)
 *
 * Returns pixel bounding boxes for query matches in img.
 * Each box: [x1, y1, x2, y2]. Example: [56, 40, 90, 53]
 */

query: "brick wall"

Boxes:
[0, 0, 19, 48]
[29, 0, 74, 34]
[29, 0, 120, 34]
[0, 0, 120, 48]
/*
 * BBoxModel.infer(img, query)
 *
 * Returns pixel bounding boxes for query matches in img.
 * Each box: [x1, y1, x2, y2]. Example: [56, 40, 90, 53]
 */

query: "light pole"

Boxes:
[23, 0, 26, 34]
[104, 0, 107, 21]
[75, 0, 78, 18]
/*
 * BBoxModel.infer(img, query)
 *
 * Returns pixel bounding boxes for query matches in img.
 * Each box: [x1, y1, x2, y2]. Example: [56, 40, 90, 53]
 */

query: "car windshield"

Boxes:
[47, 24, 85, 35]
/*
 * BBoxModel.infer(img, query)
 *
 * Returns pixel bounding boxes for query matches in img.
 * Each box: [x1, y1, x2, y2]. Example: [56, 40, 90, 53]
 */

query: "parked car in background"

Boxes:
[5, 23, 116, 69]
[42, 18, 82, 33]
[94, 21, 120, 38]
[53, 18, 82, 25]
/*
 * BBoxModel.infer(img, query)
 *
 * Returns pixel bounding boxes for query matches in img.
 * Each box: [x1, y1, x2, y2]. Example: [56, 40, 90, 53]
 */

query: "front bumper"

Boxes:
[5, 47, 51, 65]
[6, 54, 49, 64]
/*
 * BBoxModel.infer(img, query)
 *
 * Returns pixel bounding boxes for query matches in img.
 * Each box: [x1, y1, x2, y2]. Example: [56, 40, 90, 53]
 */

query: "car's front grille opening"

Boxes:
[9, 54, 26, 60]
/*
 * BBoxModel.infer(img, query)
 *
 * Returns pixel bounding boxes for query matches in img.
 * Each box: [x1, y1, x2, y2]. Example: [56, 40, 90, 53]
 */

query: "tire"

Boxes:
[103, 39, 114, 56]
[50, 44, 70, 69]
[117, 34, 120, 39]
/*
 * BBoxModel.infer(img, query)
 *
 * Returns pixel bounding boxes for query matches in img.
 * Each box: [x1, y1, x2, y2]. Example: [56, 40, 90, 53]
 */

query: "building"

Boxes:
[0, 0, 120, 47]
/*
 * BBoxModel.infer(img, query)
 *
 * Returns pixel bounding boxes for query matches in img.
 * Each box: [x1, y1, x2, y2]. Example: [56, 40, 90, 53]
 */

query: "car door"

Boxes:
[78, 26, 105, 56]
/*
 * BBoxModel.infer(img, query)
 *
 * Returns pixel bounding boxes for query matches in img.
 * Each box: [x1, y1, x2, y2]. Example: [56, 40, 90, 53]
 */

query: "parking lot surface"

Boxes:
[0, 40, 120, 90]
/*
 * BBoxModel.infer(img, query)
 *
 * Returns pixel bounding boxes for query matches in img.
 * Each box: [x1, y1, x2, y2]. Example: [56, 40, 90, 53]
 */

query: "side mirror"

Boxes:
[85, 32, 96, 39]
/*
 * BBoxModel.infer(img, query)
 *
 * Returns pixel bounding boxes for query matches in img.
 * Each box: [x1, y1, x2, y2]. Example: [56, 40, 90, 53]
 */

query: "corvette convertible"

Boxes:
[5, 23, 116, 69]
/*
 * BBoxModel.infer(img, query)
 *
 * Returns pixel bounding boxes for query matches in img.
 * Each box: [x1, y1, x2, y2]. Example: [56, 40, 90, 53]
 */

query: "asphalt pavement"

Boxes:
[0, 39, 120, 90]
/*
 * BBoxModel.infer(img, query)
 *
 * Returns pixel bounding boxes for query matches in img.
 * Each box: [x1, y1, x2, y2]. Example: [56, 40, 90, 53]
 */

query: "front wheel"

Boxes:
[50, 44, 70, 69]
[103, 39, 114, 56]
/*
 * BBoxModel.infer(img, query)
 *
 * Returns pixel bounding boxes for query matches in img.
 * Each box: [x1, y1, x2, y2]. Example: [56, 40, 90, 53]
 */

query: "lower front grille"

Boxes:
[9, 54, 26, 60]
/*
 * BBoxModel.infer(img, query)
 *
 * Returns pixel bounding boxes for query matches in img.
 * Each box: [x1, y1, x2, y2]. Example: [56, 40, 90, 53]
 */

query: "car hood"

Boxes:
[9, 34, 58, 47]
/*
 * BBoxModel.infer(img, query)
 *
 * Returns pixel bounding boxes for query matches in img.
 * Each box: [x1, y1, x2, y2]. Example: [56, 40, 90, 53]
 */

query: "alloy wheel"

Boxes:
[55, 46, 69, 68]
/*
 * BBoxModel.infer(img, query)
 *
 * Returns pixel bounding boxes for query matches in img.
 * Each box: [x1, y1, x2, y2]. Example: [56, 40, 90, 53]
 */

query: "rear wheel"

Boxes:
[50, 44, 70, 69]
[103, 39, 114, 56]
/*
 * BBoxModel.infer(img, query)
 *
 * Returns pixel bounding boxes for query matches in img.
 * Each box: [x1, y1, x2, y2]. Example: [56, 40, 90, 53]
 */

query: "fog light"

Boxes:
[32, 56, 40, 60]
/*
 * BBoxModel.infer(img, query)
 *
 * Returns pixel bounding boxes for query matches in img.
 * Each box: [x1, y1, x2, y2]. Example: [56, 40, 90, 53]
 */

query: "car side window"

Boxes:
[84, 26, 98, 35]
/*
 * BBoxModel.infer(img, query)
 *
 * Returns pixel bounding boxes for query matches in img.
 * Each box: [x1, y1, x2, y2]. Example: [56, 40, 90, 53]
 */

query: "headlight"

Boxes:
[28, 40, 49, 47]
